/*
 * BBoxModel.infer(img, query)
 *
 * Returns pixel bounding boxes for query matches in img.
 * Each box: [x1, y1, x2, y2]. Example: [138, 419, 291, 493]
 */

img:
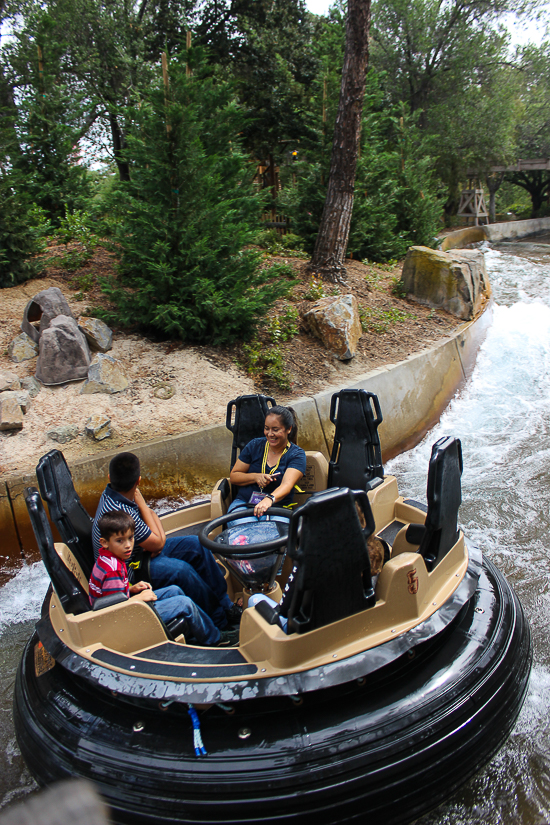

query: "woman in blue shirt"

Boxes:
[229, 406, 306, 518]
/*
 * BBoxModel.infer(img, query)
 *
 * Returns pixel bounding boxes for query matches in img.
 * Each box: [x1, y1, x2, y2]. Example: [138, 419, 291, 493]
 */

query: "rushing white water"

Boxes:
[2, 238, 550, 821]
[392, 240, 550, 825]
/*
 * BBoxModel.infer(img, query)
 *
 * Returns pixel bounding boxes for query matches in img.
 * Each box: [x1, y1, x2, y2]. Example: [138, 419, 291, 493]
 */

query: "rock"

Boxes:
[80, 353, 129, 395]
[21, 376, 42, 398]
[401, 246, 490, 320]
[47, 424, 79, 444]
[8, 332, 39, 363]
[78, 317, 113, 353]
[0, 394, 23, 431]
[2, 390, 31, 414]
[303, 294, 362, 360]
[21, 287, 74, 344]
[85, 414, 112, 441]
[36, 316, 92, 386]
[0, 371, 21, 393]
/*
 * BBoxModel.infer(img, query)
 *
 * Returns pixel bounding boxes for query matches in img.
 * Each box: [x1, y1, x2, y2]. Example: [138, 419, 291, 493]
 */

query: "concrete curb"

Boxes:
[2, 305, 493, 566]
[440, 217, 550, 251]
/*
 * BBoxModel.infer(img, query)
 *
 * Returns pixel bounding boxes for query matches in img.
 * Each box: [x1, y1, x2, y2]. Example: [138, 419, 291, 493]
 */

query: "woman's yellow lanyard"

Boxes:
[262, 441, 304, 505]
[261, 439, 289, 476]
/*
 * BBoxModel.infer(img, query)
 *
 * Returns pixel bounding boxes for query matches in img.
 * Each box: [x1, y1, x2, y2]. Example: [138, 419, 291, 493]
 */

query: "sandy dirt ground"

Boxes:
[0, 245, 461, 478]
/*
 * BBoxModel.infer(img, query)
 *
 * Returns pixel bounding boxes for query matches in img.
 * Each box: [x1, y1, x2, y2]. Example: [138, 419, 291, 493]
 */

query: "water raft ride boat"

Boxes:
[14, 390, 532, 825]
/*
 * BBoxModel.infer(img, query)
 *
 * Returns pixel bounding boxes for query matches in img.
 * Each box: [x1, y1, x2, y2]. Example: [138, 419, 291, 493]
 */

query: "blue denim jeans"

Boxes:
[154, 585, 220, 646]
[149, 536, 232, 629]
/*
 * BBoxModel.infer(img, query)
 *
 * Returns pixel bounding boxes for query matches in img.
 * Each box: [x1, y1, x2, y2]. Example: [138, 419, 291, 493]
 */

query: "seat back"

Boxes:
[419, 436, 463, 571]
[36, 449, 94, 579]
[327, 389, 384, 492]
[278, 487, 376, 634]
[226, 394, 276, 470]
[25, 487, 91, 616]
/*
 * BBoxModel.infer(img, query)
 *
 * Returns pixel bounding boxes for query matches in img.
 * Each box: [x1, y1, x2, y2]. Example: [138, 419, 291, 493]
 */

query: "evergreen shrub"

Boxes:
[101, 54, 291, 344]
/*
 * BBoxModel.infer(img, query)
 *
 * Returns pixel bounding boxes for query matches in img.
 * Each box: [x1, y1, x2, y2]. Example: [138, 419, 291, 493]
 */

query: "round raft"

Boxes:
[13, 392, 532, 824]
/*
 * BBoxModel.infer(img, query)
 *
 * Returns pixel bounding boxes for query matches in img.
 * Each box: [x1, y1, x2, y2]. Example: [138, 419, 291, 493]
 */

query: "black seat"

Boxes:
[406, 436, 463, 572]
[25, 487, 187, 639]
[226, 394, 276, 470]
[327, 389, 384, 492]
[26, 487, 92, 616]
[255, 487, 377, 634]
[36, 449, 95, 580]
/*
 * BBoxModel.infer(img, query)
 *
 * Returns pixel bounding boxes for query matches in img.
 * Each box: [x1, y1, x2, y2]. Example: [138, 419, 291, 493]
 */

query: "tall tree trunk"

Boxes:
[109, 113, 130, 182]
[306, 0, 371, 283]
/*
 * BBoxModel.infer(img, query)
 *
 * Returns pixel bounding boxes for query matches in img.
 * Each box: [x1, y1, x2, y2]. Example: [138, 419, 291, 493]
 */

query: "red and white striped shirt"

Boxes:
[89, 548, 129, 607]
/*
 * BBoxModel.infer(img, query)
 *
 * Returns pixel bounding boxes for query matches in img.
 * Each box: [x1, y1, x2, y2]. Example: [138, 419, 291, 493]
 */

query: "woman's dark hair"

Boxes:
[266, 406, 298, 443]
[109, 452, 140, 491]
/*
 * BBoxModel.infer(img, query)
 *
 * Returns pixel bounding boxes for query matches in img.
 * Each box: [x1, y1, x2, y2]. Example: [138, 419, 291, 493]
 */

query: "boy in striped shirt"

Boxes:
[89, 510, 238, 646]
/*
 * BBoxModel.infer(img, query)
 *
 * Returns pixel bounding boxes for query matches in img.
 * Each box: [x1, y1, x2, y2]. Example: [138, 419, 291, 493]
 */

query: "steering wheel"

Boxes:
[199, 508, 291, 559]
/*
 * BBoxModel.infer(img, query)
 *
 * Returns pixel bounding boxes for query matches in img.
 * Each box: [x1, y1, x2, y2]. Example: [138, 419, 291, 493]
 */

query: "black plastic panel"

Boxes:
[92, 648, 257, 678]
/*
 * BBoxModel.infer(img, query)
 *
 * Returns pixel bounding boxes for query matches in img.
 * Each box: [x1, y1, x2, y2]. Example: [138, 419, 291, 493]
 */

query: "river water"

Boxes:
[1, 237, 550, 820]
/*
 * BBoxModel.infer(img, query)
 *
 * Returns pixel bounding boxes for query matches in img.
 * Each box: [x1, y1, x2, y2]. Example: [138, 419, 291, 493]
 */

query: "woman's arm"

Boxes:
[230, 458, 274, 490]
[253, 467, 303, 517]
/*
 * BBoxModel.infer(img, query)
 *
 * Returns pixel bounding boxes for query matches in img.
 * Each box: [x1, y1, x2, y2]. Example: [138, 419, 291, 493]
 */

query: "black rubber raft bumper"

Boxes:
[14, 556, 531, 825]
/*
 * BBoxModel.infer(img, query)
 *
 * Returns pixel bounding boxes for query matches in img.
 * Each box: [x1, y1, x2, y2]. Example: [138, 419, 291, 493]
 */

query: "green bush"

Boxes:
[0, 177, 45, 288]
[101, 53, 292, 344]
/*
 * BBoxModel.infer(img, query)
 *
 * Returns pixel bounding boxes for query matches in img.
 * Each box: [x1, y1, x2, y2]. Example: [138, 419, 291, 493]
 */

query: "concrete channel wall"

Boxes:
[440, 216, 550, 251]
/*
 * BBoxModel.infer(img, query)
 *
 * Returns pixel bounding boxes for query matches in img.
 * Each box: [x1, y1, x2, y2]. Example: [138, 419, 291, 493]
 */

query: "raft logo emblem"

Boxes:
[407, 569, 419, 595]
[34, 641, 56, 677]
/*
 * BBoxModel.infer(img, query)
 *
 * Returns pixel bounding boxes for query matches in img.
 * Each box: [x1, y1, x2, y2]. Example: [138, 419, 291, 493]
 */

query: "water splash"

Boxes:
[0, 562, 50, 635]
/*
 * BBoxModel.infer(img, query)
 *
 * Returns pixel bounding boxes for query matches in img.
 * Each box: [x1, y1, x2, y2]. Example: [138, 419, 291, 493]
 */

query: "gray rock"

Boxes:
[21, 287, 74, 344]
[47, 424, 79, 444]
[78, 317, 113, 353]
[80, 354, 129, 395]
[0, 394, 23, 431]
[0, 371, 21, 393]
[8, 332, 39, 363]
[2, 390, 31, 414]
[303, 294, 362, 360]
[36, 315, 92, 386]
[401, 246, 490, 320]
[21, 376, 42, 398]
[85, 413, 112, 441]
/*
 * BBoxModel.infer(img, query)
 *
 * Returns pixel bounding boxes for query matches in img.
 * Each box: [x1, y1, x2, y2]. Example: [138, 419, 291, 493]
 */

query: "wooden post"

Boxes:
[186, 31, 192, 77]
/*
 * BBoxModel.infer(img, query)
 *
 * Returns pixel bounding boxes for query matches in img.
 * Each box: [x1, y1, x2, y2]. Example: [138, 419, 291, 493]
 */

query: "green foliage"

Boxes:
[282, 74, 441, 262]
[0, 170, 46, 288]
[391, 278, 407, 298]
[55, 210, 100, 271]
[359, 305, 415, 333]
[240, 303, 299, 390]
[100, 54, 291, 344]
[255, 230, 307, 256]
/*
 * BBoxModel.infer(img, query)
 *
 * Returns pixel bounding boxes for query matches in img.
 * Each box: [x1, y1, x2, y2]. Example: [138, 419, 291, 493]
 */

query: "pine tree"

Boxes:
[102, 52, 291, 344]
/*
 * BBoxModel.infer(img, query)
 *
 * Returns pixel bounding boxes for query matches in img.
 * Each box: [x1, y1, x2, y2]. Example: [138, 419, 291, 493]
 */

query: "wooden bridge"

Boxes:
[461, 159, 550, 225]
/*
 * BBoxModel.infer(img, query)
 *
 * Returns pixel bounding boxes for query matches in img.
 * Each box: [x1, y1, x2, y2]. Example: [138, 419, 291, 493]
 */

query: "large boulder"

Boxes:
[303, 294, 362, 360]
[401, 246, 490, 320]
[8, 332, 39, 363]
[36, 316, 92, 385]
[78, 317, 113, 353]
[80, 353, 129, 394]
[21, 287, 74, 344]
